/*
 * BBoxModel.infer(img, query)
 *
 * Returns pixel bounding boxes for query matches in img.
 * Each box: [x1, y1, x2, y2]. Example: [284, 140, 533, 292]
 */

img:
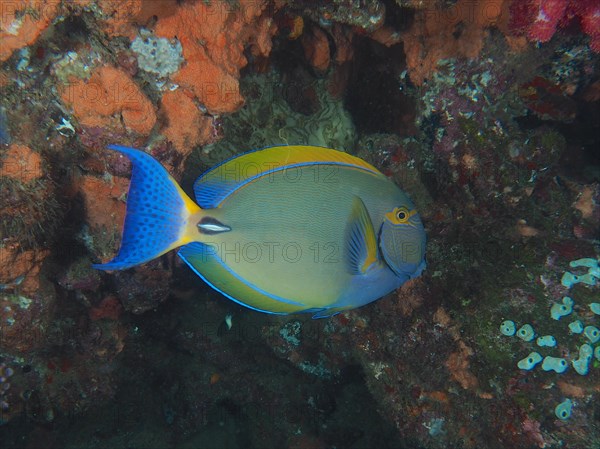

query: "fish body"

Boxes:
[94, 145, 426, 317]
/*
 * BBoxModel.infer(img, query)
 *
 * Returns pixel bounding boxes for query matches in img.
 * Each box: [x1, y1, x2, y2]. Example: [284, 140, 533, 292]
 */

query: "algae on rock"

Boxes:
[196, 72, 356, 168]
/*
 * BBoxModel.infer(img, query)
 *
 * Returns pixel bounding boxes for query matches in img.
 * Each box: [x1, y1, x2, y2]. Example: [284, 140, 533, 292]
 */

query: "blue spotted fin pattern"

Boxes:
[93, 145, 199, 270]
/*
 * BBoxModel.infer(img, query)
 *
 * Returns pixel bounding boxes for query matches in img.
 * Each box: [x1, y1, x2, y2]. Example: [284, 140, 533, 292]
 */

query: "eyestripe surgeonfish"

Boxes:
[94, 145, 426, 318]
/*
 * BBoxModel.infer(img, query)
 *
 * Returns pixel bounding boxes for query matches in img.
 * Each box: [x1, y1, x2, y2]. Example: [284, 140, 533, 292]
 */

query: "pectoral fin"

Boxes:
[345, 196, 379, 275]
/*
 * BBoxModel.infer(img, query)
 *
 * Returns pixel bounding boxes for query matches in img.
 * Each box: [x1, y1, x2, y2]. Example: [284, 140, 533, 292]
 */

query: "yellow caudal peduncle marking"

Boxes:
[170, 176, 204, 246]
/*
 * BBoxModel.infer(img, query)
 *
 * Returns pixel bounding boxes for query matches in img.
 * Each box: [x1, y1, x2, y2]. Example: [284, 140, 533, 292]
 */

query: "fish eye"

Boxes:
[395, 207, 409, 222]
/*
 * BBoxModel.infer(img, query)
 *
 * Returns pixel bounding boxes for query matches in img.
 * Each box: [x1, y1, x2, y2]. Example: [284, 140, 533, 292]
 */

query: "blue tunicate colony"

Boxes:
[500, 257, 600, 420]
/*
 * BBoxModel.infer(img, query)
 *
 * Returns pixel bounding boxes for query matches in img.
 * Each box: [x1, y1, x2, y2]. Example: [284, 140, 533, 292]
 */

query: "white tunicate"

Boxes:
[568, 320, 584, 334]
[517, 352, 543, 370]
[500, 320, 516, 336]
[583, 326, 600, 344]
[555, 399, 573, 420]
[536, 335, 557, 347]
[131, 29, 183, 78]
[516, 324, 535, 342]
[590, 303, 600, 315]
[542, 356, 568, 373]
[551, 296, 574, 320]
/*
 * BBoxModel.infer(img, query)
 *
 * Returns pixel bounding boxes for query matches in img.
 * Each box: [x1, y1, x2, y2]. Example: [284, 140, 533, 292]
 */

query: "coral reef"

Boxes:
[0, 0, 599, 448]
[154, 0, 277, 114]
[400, 0, 514, 85]
[0, 361, 14, 416]
[510, 0, 600, 52]
[158, 89, 215, 155]
[0, 132, 58, 383]
[202, 71, 355, 157]
[0, 0, 60, 62]
[0, 107, 9, 144]
[385, 0, 600, 85]
[301, 25, 331, 72]
[500, 257, 598, 412]
[60, 65, 157, 136]
[0, 144, 58, 299]
[0, 143, 42, 183]
[76, 173, 128, 262]
[301, 0, 385, 32]
[130, 29, 183, 78]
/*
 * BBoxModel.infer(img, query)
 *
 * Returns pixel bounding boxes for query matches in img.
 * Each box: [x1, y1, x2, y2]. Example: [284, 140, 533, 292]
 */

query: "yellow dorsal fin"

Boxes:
[193, 145, 383, 208]
[244, 145, 381, 173]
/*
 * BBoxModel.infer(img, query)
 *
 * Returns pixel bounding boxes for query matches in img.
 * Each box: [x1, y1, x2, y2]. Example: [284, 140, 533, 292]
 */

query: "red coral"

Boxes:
[527, 0, 568, 42]
[580, 1, 600, 51]
[510, 0, 600, 52]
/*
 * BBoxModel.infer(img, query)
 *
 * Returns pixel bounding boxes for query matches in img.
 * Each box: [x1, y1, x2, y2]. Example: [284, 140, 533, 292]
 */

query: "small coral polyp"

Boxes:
[500, 256, 599, 419]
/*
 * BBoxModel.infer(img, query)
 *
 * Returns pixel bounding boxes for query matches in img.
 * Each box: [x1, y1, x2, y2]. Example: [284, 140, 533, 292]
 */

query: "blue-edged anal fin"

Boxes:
[93, 145, 203, 271]
[178, 242, 310, 315]
[345, 196, 379, 275]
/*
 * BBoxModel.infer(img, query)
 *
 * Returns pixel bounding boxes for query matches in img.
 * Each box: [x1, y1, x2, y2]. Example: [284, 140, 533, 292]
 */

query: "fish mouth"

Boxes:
[197, 217, 231, 235]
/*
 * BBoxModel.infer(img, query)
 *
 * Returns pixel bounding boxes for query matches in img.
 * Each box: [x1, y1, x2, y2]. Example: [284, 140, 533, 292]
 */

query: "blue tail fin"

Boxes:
[93, 145, 200, 270]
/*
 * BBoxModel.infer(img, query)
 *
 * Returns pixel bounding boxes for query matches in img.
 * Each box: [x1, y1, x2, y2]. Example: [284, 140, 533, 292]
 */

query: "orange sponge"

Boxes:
[60, 66, 156, 135]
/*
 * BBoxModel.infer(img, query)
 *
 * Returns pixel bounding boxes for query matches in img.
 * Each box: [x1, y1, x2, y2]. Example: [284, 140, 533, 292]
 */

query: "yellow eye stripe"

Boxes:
[385, 207, 417, 224]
